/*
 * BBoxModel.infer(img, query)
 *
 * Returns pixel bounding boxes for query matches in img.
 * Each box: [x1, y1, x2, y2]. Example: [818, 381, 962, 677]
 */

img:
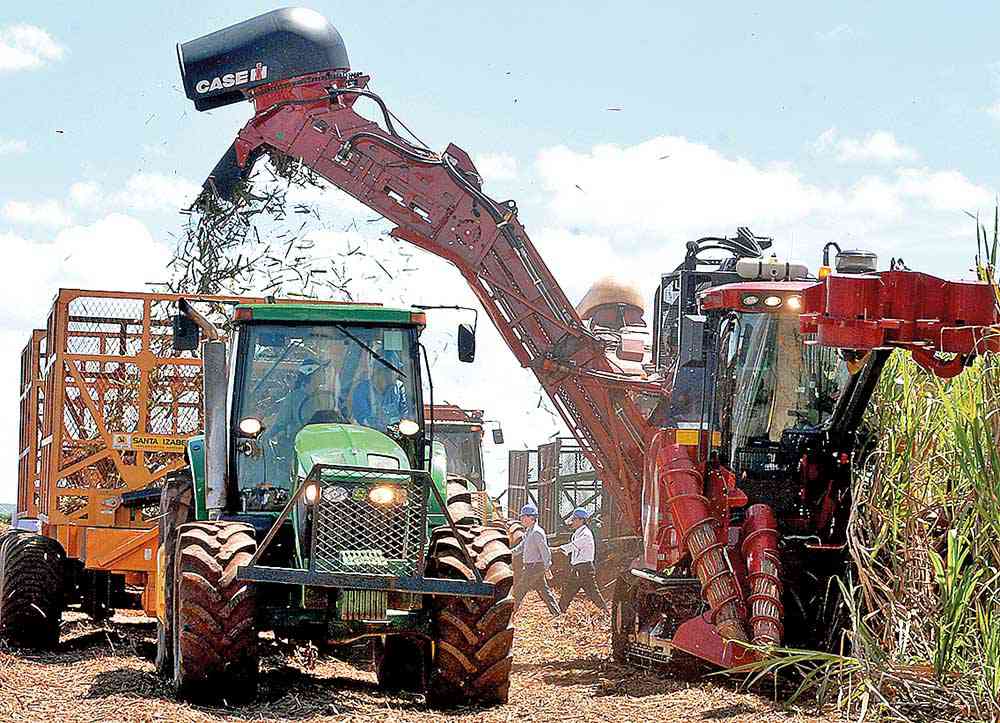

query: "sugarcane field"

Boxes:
[5, 5, 1000, 723]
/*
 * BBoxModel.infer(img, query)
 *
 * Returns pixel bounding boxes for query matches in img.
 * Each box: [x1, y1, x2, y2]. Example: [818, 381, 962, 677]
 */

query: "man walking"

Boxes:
[510, 504, 561, 617]
[555, 508, 607, 614]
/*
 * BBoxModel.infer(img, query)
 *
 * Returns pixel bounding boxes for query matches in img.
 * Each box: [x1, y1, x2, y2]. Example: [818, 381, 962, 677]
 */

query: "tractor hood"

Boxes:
[293, 423, 408, 477]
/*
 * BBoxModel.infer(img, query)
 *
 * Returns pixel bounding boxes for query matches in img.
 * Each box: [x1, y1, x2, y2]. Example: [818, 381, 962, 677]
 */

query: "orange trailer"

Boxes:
[14, 289, 263, 615]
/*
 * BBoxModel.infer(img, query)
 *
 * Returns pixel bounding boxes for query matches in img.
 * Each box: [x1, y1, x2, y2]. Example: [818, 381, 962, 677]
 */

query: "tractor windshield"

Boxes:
[716, 313, 850, 463]
[433, 428, 484, 487]
[234, 323, 419, 509]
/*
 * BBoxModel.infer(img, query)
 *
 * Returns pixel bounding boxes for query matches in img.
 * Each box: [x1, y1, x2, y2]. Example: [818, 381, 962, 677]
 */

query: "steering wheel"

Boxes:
[296, 394, 349, 427]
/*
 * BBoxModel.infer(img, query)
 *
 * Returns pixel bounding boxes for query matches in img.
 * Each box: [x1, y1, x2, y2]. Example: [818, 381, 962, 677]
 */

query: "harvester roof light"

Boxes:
[786, 295, 802, 311]
[763, 295, 783, 308]
[742, 295, 760, 306]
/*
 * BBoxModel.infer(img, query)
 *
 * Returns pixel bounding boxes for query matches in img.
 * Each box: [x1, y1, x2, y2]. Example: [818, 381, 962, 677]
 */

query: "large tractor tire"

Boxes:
[0, 532, 65, 649]
[172, 520, 258, 703]
[425, 524, 515, 708]
[444, 475, 479, 525]
[374, 634, 430, 692]
[155, 469, 193, 677]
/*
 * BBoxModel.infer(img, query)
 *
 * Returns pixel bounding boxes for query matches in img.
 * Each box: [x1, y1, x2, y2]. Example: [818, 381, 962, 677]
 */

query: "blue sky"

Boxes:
[2, 2, 1000, 502]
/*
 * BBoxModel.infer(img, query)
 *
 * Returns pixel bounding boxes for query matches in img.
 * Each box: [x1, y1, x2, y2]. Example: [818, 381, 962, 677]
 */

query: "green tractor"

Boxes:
[155, 299, 514, 706]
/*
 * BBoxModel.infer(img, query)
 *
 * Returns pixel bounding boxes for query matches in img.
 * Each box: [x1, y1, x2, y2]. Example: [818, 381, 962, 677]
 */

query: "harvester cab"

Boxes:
[155, 297, 516, 705]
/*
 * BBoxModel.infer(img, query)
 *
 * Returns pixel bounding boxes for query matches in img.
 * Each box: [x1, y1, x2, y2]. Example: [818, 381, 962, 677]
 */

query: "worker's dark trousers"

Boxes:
[559, 562, 607, 613]
[513, 562, 560, 616]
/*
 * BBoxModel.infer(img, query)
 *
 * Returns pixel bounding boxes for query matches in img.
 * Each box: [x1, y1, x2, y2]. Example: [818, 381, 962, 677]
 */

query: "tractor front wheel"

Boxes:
[0, 532, 65, 649]
[426, 524, 515, 707]
[172, 521, 258, 703]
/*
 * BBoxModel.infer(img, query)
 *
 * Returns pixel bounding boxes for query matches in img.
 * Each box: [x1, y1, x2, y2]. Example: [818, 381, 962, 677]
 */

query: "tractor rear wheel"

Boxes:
[425, 524, 515, 707]
[172, 521, 258, 703]
[0, 532, 65, 649]
[374, 634, 430, 692]
[155, 469, 193, 677]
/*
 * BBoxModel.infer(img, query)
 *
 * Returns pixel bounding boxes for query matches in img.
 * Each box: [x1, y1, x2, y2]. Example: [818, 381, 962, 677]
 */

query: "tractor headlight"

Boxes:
[398, 419, 419, 436]
[368, 485, 400, 506]
[304, 482, 320, 505]
[238, 417, 264, 437]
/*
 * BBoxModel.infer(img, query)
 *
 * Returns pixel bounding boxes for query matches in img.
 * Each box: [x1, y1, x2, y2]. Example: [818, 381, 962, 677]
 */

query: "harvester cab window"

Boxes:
[720, 313, 850, 463]
[235, 323, 418, 510]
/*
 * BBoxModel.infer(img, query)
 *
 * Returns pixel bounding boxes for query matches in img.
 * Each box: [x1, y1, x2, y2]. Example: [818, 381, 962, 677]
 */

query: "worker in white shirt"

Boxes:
[510, 504, 561, 617]
[554, 507, 607, 613]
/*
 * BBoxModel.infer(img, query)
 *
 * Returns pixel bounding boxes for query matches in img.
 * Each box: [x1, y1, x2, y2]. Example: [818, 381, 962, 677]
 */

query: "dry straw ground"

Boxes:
[0, 583, 823, 723]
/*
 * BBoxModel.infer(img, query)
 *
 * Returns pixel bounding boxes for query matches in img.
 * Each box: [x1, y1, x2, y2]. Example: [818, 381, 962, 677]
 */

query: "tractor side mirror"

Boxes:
[172, 314, 201, 351]
[458, 323, 476, 363]
[492, 427, 504, 445]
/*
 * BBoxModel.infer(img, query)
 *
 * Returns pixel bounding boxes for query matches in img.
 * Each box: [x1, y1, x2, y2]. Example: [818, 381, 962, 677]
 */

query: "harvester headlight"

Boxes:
[398, 419, 419, 437]
[368, 485, 399, 506]
[786, 295, 803, 311]
[238, 417, 264, 437]
[763, 295, 783, 308]
[742, 295, 760, 306]
[304, 482, 320, 505]
[367, 454, 401, 470]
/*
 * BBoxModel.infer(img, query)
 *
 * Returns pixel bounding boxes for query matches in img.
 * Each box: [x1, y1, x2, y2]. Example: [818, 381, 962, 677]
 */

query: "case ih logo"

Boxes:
[194, 63, 268, 94]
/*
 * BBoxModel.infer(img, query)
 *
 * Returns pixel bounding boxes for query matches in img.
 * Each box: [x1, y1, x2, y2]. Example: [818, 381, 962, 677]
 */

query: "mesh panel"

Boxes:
[310, 465, 428, 576]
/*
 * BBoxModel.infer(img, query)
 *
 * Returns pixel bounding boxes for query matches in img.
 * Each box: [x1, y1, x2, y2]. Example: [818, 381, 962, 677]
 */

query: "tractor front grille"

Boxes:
[309, 465, 428, 577]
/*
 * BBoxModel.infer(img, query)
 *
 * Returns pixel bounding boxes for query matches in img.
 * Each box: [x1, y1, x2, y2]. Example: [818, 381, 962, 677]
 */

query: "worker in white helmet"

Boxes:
[511, 504, 560, 617]
[554, 507, 607, 613]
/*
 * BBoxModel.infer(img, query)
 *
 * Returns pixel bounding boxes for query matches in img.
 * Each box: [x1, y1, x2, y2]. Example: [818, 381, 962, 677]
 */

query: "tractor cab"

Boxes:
[228, 303, 426, 514]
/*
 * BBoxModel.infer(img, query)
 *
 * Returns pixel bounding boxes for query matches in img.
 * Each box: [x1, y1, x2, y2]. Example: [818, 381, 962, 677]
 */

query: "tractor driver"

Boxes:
[348, 350, 412, 431]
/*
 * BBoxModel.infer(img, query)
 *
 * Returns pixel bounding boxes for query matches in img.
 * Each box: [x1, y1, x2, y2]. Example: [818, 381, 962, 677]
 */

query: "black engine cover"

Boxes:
[177, 7, 350, 111]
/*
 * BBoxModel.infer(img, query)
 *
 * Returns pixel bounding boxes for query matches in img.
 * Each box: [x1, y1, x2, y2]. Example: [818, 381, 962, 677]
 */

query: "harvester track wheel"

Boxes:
[155, 469, 193, 677]
[0, 532, 65, 649]
[425, 524, 515, 707]
[172, 520, 258, 703]
[610, 573, 637, 664]
[374, 634, 430, 692]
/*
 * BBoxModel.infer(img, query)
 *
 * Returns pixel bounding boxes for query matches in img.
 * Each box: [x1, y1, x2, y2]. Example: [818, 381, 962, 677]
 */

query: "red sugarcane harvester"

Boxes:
[178, 8, 1000, 670]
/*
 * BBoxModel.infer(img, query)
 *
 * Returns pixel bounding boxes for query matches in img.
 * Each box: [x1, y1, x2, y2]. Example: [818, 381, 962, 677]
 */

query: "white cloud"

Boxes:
[70, 173, 200, 213]
[814, 127, 919, 163]
[818, 24, 854, 42]
[474, 152, 519, 182]
[534, 134, 993, 282]
[0, 215, 171, 502]
[0, 24, 64, 72]
[2, 199, 72, 228]
[0, 137, 27, 155]
[987, 101, 1000, 120]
